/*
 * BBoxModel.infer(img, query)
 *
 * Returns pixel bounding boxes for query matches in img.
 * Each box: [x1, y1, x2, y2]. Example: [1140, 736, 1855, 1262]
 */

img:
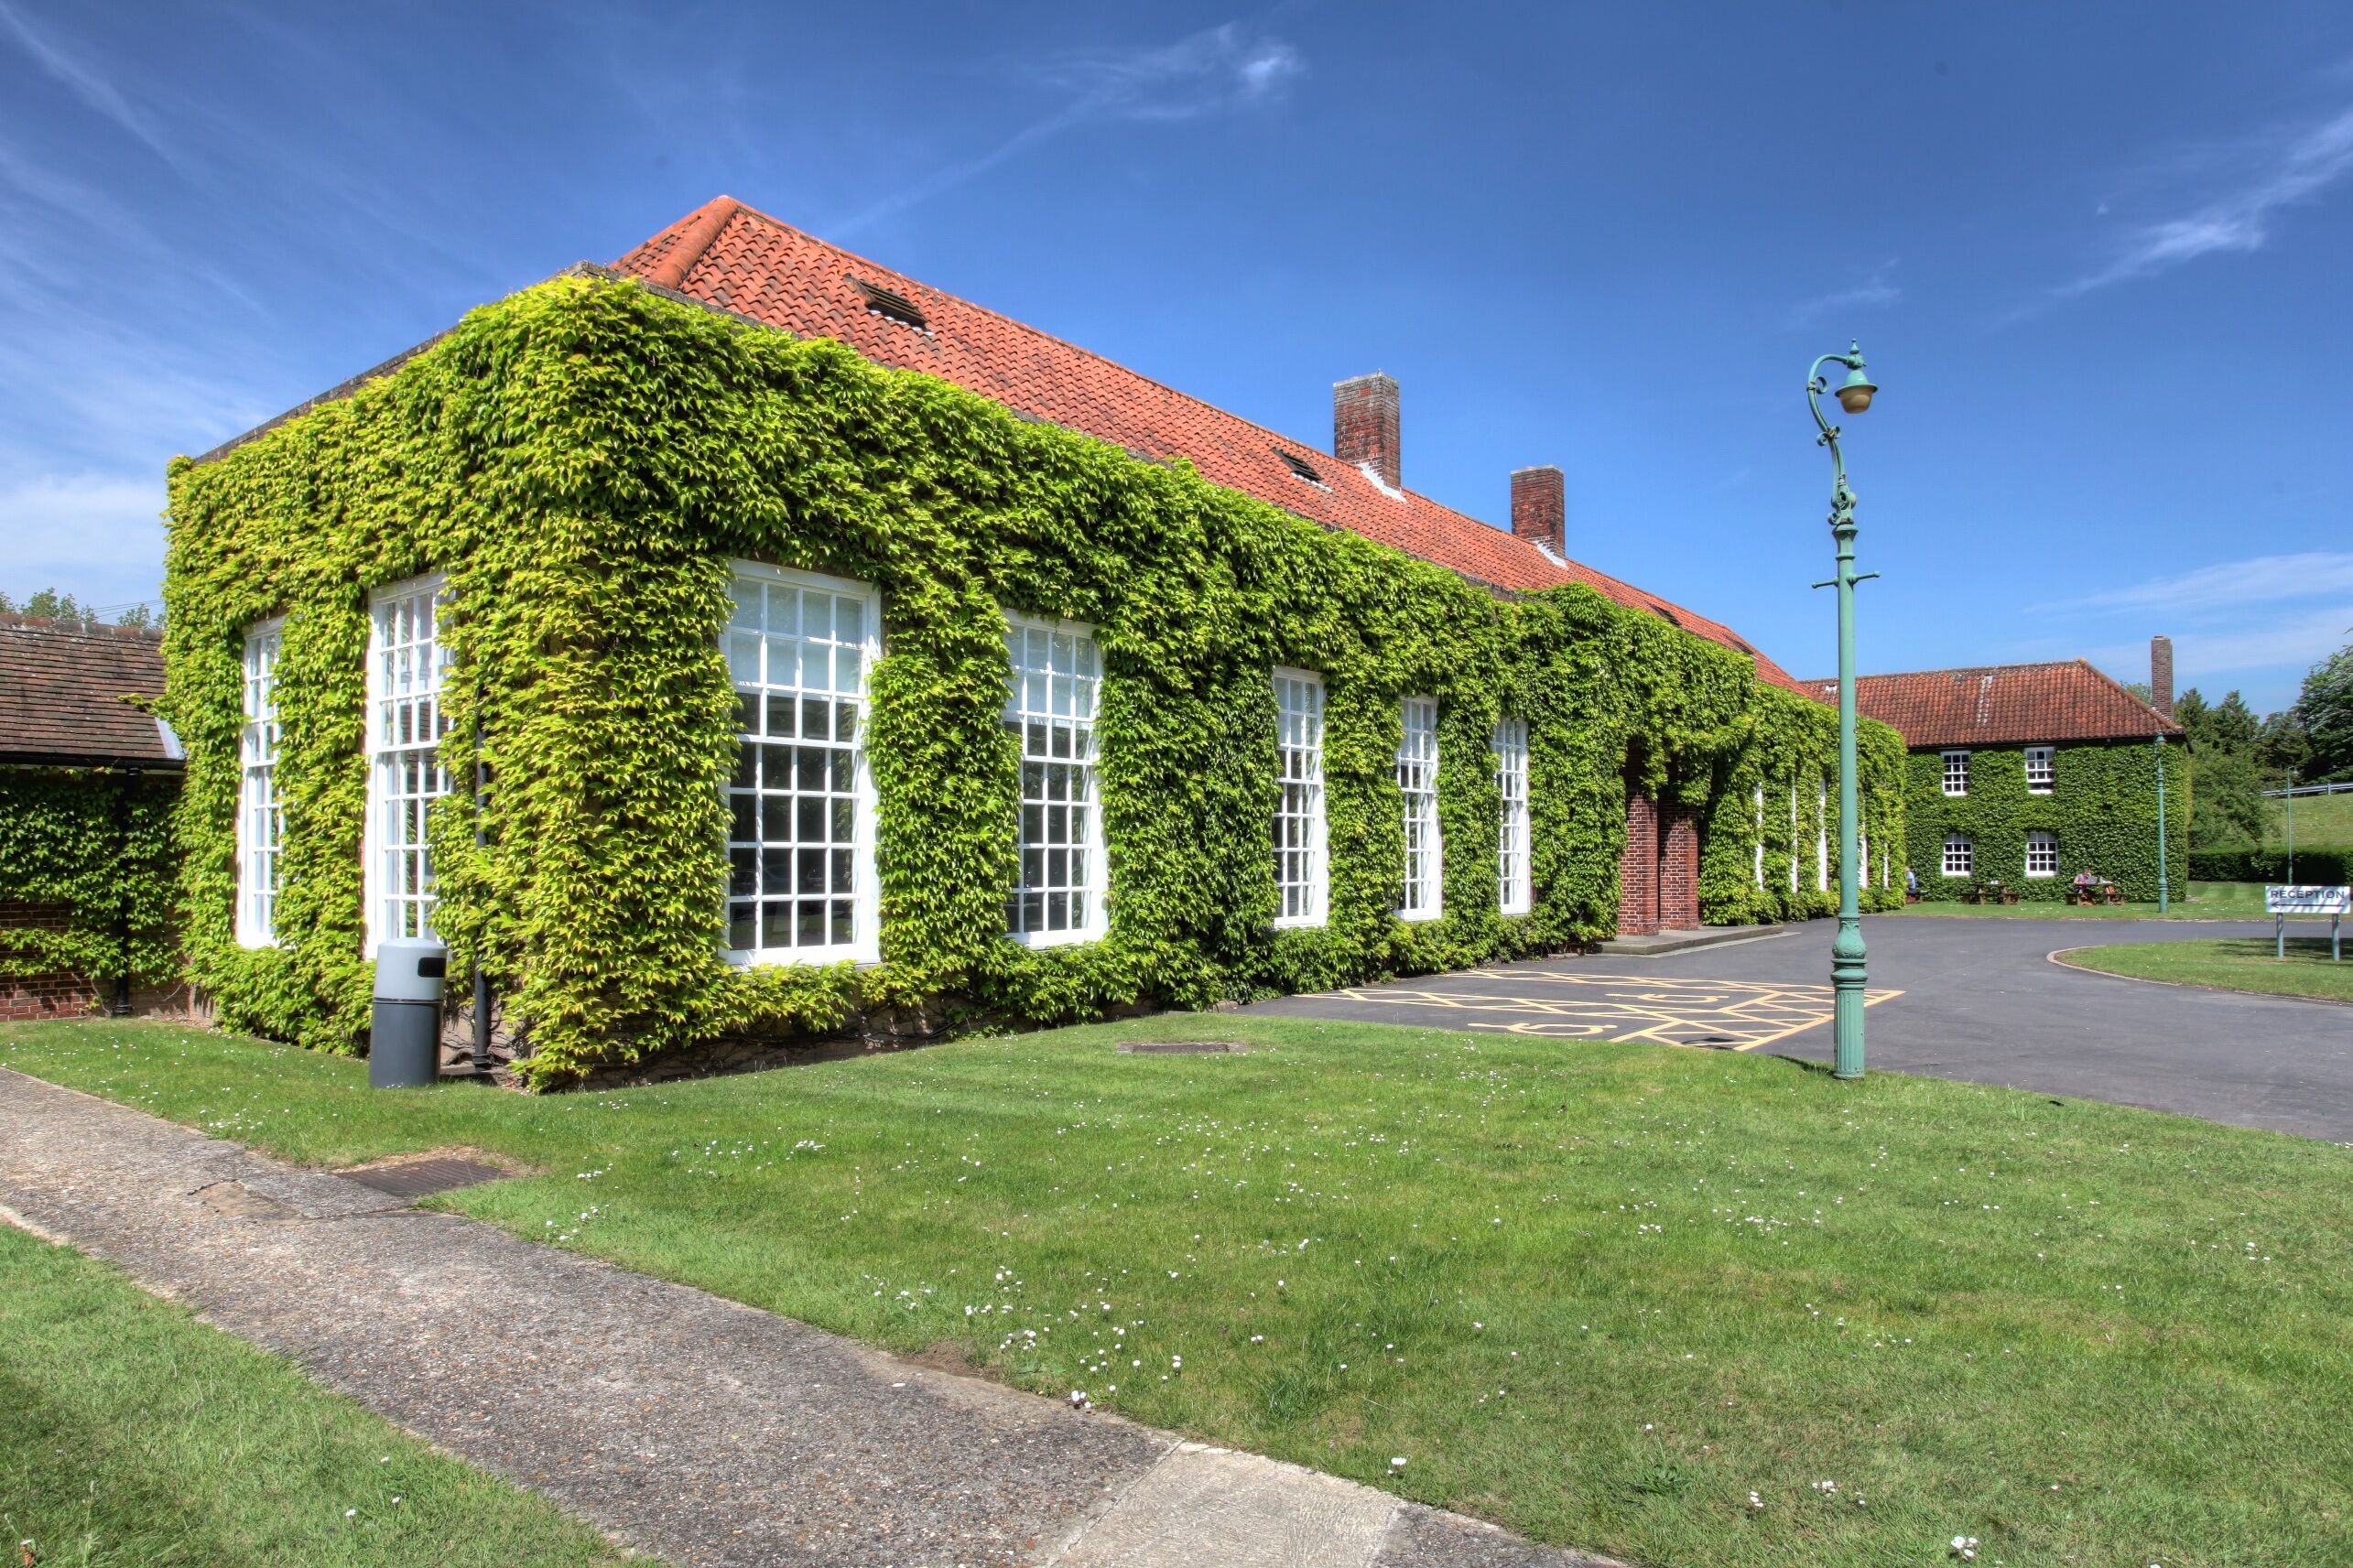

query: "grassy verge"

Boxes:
[2057, 936, 2353, 1003]
[5, 1016, 2349, 1568]
[0, 1221, 635, 1567]
[1894, 880, 2319, 920]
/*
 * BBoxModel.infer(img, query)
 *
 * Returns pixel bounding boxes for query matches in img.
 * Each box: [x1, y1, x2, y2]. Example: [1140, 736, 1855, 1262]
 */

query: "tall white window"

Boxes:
[1942, 750, 1969, 796]
[1273, 669, 1327, 926]
[723, 563, 879, 964]
[1943, 833, 1974, 878]
[236, 618, 285, 947]
[2024, 745, 2055, 794]
[1751, 783, 1764, 889]
[2025, 829, 2059, 878]
[366, 578, 450, 950]
[1492, 718, 1530, 914]
[1816, 775, 1829, 892]
[1397, 697, 1441, 919]
[1004, 614, 1105, 946]
[1788, 784, 1799, 893]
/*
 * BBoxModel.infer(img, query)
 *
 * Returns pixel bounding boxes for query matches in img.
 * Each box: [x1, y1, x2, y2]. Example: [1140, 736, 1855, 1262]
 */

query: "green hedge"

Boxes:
[164, 275, 1904, 1086]
[2187, 847, 2349, 885]
[0, 768, 179, 987]
[1903, 740, 2188, 902]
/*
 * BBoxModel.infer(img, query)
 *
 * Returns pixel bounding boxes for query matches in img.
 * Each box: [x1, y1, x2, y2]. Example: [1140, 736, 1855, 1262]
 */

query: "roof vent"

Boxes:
[851, 277, 929, 332]
[1275, 449, 1327, 487]
[1651, 601, 1683, 629]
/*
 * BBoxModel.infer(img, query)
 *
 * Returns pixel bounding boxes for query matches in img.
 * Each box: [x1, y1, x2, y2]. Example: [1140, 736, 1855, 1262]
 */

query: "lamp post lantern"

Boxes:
[1807, 342, 1879, 1081]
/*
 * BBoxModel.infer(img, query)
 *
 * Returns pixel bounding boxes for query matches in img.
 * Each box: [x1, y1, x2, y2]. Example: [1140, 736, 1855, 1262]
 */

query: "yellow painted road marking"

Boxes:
[1313, 972, 1903, 1052]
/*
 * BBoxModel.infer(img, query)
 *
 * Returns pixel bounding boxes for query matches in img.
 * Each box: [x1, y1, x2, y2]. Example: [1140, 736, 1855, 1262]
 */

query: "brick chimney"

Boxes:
[1333, 373, 1400, 490]
[2151, 634, 2174, 719]
[1511, 466, 1565, 557]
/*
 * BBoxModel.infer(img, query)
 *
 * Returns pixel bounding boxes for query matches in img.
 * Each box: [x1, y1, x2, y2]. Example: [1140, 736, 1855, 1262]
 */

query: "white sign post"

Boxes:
[2265, 885, 2349, 960]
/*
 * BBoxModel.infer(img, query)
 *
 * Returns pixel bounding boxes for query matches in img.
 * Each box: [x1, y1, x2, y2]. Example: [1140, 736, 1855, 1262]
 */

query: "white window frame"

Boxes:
[1942, 750, 1969, 797]
[1788, 783, 1799, 893]
[1493, 719, 1531, 915]
[1397, 696, 1441, 920]
[1273, 667, 1328, 928]
[721, 560, 882, 967]
[2025, 829, 2059, 879]
[1751, 782, 1764, 890]
[1943, 833, 1974, 879]
[1003, 611, 1108, 947]
[2024, 745, 2055, 795]
[236, 616, 285, 948]
[364, 576, 450, 955]
[1816, 775, 1829, 892]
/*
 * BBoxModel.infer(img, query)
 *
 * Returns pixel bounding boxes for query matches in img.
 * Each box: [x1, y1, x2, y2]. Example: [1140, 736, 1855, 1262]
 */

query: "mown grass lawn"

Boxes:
[1895, 880, 2317, 921]
[5, 1015, 2348, 1568]
[2058, 936, 2353, 1004]
[0, 1221, 636, 1567]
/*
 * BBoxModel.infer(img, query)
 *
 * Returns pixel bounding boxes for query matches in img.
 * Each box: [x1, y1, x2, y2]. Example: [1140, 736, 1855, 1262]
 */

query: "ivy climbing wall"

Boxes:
[164, 276, 1905, 1086]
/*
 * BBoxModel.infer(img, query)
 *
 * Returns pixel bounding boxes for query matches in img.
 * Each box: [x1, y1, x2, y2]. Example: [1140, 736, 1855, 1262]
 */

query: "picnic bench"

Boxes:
[2066, 882, 2126, 906]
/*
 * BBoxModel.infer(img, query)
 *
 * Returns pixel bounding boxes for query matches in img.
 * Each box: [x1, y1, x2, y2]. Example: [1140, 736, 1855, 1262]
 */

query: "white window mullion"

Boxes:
[236, 618, 285, 947]
[1942, 750, 1969, 797]
[1816, 775, 1829, 892]
[1004, 614, 1106, 946]
[722, 562, 879, 966]
[1273, 669, 1327, 927]
[1492, 719, 1530, 915]
[2026, 829, 2058, 878]
[1751, 782, 1764, 890]
[1943, 833, 1974, 879]
[1397, 697, 1440, 920]
[365, 577, 450, 954]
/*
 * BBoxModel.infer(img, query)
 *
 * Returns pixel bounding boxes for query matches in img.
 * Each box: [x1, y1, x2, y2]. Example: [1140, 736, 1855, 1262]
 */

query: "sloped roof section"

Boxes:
[0, 614, 179, 768]
[1807, 660, 2185, 749]
[616, 196, 1805, 693]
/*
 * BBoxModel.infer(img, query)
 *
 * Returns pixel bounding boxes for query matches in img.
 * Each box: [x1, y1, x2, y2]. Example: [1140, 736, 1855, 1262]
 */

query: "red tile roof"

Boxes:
[0, 614, 179, 768]
[615, 197, 1805, 693]
[1805, 660, 2185, 749]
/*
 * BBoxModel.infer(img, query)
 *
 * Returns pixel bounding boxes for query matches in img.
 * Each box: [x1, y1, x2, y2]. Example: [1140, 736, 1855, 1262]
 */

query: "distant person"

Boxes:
[2074, 867, 2097, 890]
[1903, 866, 1918, 899]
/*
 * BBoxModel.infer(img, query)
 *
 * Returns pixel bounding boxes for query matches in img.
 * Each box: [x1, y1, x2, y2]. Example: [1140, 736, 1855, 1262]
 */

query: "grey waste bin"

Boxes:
[370, 939, 448, 1087]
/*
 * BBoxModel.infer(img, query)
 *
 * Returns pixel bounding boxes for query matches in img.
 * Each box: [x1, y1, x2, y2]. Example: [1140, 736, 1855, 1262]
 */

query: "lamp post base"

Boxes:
[1830, 918, 1867, 1080]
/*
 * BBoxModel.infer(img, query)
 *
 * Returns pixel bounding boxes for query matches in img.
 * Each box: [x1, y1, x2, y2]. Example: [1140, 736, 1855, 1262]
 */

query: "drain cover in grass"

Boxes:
[1117, 1040, 1250, 1054]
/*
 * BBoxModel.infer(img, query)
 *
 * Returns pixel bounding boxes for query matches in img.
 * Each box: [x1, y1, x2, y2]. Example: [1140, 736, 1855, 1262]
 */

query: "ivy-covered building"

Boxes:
[163, 196, 1906, 1085]
[0, 613, 183, 1020]
[1812, 640, 2187, 901]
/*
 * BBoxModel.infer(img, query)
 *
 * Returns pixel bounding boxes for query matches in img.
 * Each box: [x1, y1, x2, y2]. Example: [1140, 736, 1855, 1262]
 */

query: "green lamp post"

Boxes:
[1807, 343, 1879, 1081]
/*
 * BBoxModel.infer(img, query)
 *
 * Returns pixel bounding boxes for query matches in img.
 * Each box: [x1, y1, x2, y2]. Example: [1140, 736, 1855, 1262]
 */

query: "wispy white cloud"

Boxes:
[2033, 552, 2353, 615]
[1786, 263, 1902, 329]
[0, 1, 185, 169]
[0, 470, 168, 604]
[2061, 104, 2353, 296]
[2081, 606, 2353, 687]
[832, 21, 1302, 236]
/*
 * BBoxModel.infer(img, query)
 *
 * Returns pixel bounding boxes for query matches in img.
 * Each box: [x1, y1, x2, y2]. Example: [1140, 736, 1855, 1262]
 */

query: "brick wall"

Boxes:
[1617, 793, 1659, 936]
[1658, 806, 1701, 930]
[0, 898, 188, 1021]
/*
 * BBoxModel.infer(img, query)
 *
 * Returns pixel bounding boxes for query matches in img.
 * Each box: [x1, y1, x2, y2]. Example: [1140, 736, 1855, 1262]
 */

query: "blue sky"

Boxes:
[3, 2, 2348, 713]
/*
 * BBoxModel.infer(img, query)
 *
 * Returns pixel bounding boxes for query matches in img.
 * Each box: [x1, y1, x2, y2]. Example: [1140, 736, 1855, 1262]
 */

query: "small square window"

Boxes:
[2025, 830, 2059, 878]
[1943, 833, 1974, 878]
[1941, 751, 1969, 797]
[2024, 746, 2055, 794]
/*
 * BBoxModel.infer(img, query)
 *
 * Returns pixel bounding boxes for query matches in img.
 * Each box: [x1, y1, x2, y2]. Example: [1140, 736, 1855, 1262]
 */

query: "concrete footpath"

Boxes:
[0, 1068, 1610, 1568]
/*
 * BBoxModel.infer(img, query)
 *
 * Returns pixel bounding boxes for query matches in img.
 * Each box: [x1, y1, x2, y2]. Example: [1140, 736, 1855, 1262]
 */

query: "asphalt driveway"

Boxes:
[1245, 917, 2353, 1142]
